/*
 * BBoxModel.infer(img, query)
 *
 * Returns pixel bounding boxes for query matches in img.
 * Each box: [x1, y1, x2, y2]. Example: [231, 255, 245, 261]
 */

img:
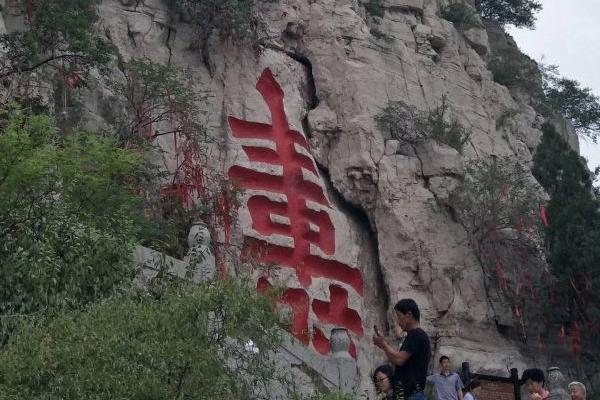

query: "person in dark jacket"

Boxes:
[373, 299, 431, 400]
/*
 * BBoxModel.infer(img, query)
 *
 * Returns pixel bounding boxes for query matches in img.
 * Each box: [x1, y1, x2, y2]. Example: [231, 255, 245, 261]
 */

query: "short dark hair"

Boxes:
[373, 364, 395, 383]
[394, 298, 420, 321]
[439, 355, 450, 363]
[468, 380, 482, 391]
[522, 368, 545, 385]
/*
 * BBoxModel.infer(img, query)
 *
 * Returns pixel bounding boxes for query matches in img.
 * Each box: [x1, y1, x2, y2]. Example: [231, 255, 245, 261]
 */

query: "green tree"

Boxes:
[449, 157, 545, 334]
[114, 58, 205, 146]
[0, 0, 111, 79]
[544, 74, 600, 142]
[110, 58, 227, 259]
[166, 0, 259, 44]
[0, 278, 287, 399]
[0, 107, 142, 342]
[532, 122, 600, 329]
[441, 2, 483, 31]
[487, 45, 542, 95]
[474, 0, 542, 28]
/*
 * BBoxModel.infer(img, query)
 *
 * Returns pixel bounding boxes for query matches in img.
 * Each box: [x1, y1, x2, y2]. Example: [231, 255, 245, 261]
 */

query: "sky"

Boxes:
[508, 0, 600, 172]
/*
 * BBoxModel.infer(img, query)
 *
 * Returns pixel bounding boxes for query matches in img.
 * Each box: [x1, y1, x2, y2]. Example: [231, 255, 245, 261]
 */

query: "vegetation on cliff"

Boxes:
[0, 108, 141, 344]
[440, 2, 484, 32]
[0, 0, 112, 79]
[474, 0, 542, 28]
[0, 2, 348, 399]
[0, 277, 289, 399]
[376, 97, 471, 153]
[532, 123, 600, 350]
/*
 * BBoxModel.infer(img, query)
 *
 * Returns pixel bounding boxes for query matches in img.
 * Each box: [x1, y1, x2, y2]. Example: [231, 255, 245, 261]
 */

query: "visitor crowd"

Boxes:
[372, 298, 589, 400]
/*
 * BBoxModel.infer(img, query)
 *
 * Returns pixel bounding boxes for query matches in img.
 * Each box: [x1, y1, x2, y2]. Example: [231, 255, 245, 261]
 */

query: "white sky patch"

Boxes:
[508, 0, 600, 173]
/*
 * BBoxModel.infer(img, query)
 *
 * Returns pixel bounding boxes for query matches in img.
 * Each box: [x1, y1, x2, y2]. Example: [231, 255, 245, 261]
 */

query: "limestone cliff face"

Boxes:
[0, 0, 579, 390]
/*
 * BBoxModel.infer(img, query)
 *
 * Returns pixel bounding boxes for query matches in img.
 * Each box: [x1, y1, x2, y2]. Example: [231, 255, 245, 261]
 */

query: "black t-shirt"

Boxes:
[394, 327, 431, 397]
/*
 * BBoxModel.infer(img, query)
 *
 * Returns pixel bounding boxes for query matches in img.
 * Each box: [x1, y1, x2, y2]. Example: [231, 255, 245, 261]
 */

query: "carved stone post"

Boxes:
[185, 223, 216, 283]
[329, 328, 357, 393]
[330, 328, 352, 359]
[546, 367, 570, 400]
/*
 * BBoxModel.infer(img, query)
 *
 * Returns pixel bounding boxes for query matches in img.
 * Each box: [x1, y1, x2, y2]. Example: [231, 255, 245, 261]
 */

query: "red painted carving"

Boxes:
[312, 327, 331, 355]
[312, 285, 364, 336]
[257, 277, 310, 344]
[228, 69, 364, 357]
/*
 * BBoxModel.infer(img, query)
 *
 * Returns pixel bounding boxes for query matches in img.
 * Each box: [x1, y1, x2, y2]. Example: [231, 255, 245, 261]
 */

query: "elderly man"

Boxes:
[568, 382, 587, 400]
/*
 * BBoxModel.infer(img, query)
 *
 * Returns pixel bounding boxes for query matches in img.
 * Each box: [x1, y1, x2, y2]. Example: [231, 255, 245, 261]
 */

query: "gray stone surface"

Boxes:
[1, 0, 584, 394]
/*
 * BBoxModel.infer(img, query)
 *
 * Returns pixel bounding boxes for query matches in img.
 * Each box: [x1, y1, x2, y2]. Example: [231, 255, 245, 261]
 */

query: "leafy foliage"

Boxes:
[543, 68, 600, 142]
[488, 45, 542, 95]
[166, 0, 264, 44]
[376, 97, 471, 152]
[532, 123, 600, 331]
[450, 158, 545, 332]
[364, 0, 385, 19]
[426, 98, 472, 152]
[487, 49, 600, 142]
[0, 0, 111, 79]
[293, 391, 359, 400]
[0, 278, 288, 399]
[110, 58, 226, 259]
[0, 107, 142, 342]
[114, 58, 204, 145]
[474, 0, 542, 28]
[441, 2, 483, 31]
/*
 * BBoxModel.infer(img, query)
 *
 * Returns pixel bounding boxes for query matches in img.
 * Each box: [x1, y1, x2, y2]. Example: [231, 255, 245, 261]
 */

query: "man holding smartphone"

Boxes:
[373, 299, 431, 400]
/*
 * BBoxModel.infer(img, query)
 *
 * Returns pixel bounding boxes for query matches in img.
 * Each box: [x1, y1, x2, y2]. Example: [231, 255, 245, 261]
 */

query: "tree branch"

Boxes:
[0, 54, 88, 79]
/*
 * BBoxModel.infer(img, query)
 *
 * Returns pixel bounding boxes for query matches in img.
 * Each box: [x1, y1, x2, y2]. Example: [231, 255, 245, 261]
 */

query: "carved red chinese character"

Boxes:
[228, 68, 363, 356]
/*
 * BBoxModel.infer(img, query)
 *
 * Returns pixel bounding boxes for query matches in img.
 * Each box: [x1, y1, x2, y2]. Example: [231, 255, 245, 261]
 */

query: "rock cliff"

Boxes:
[0, 0, 581, 393]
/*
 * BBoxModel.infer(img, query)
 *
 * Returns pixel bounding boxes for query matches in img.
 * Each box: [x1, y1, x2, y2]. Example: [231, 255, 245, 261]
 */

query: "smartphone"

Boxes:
[374, 325, 381, 336]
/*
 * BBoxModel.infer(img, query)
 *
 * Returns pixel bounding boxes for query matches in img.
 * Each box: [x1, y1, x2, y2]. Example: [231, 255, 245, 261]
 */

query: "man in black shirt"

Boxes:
[374, 299, 431, 400]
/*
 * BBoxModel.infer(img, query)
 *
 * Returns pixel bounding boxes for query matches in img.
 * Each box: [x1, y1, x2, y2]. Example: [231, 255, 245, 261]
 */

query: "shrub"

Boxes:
[113, 58, 204, 144]
[0, 0, 111, 79]
[166, 0, 262, 43]
[474, 0, 542, 28]
[488, 46, 542, 94]
[376, 101, 424, 143]
[450, 158, 542, 245]
[364, 0, 385, 19]
[376, 96, 471, 152]
[0, 107, 143, 342]
[0, 278, 286, 399]
[488, 49, 600, 143]
[449, 157, 545, 333]
[107, 58, 225, 260]
[426, 97, 472, 152]
[441, 2, 483, 31]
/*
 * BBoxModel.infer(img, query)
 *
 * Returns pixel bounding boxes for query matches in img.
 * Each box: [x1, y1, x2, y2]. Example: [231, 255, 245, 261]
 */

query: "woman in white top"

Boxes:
[464, 380, 482, 400]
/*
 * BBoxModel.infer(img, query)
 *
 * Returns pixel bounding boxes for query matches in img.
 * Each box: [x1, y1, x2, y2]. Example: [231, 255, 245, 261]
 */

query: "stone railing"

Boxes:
[133, 224, 358, 396]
